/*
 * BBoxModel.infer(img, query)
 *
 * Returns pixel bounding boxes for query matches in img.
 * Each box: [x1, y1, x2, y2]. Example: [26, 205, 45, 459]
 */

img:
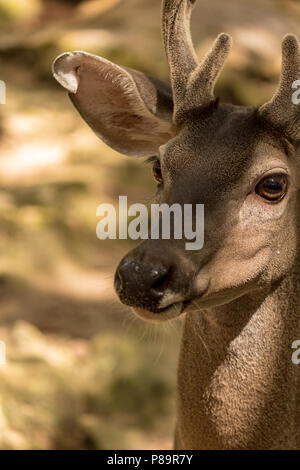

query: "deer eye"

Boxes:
[255, 174, 288, 202]
[152, 159, 163, 184]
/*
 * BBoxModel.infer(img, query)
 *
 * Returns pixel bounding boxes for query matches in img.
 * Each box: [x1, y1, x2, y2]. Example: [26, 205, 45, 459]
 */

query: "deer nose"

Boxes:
[114, 259, 170, 310]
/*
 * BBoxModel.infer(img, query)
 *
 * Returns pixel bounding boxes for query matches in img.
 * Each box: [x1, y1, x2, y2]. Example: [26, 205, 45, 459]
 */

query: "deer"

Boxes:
[52, 0, 300, 450]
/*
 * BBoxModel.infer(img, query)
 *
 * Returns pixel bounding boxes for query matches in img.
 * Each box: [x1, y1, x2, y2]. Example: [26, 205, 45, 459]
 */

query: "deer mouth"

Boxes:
[131, 299, 192, 322]
[128, 278, 211, 322]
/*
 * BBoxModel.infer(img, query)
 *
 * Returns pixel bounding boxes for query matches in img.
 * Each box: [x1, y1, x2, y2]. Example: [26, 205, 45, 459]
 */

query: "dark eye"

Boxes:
[152, 159, 163, 184]
[255, 174, 288, 202]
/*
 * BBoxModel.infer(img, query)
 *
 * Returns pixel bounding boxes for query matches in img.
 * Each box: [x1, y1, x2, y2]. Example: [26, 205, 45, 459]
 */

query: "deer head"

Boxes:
[53, 0, 300, 322]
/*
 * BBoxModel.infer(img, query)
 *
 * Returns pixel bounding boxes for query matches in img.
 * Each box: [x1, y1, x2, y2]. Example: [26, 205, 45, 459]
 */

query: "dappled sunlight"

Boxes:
[0, 0, 299, 451]
[0, 143, 66, 177]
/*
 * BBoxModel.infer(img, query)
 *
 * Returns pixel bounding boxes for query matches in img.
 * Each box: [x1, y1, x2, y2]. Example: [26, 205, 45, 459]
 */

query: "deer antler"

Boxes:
[162, 0, 232, 123]
[259, 34, 300, 141]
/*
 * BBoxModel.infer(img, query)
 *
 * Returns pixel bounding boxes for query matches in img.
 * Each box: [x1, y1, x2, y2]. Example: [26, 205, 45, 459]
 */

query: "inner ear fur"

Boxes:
[53, 51, 175, 157]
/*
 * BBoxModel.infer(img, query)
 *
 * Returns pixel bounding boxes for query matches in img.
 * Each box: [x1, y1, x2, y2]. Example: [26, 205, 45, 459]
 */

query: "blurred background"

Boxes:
[0, 0, 299, 450]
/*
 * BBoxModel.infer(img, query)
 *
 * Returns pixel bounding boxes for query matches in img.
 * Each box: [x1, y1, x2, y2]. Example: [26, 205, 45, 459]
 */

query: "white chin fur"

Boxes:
[132, 302, 184, 323]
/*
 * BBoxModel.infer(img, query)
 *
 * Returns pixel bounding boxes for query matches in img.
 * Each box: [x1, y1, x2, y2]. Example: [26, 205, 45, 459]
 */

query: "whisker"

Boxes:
[189, 301, 211, 359]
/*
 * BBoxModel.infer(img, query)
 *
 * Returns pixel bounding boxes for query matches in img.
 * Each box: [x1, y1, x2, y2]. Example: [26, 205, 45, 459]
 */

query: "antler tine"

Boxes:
[259, 34, 300, 139]
[162, 1, 232, 124]
[162, 0, 198, 116]
[182, 33, 232, 118]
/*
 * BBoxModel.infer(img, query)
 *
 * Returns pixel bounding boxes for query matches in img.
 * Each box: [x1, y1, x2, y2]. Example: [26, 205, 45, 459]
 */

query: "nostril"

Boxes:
[150, 267, 170, 293]
[114, 270, 122, 293]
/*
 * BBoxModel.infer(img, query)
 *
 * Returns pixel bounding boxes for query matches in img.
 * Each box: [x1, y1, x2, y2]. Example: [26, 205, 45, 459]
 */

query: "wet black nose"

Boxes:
[114, 259, 170, 311]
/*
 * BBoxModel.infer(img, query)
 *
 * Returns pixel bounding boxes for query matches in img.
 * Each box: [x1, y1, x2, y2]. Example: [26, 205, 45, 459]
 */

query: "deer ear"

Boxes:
[52, 51, 175, 157]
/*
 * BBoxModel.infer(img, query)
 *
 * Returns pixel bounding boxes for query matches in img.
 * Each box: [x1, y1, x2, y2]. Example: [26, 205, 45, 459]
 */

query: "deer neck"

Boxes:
[176, 260, 300, 450]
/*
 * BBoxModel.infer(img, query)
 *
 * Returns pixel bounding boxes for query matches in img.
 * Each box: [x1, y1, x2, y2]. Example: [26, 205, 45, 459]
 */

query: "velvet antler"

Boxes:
[259, 34, 300, 141]
[162, 0, 232, 123]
